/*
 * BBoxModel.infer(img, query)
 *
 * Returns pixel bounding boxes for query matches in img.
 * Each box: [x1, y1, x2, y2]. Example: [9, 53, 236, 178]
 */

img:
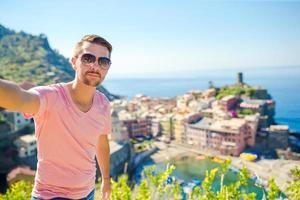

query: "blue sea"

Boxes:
[103, 66, 300, 132]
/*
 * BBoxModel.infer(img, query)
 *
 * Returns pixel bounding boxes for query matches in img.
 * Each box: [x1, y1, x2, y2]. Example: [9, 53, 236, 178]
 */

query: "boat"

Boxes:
[212, 157, 225, 164]
[240, 153, 257, 161]
[195, 155, 206, 160]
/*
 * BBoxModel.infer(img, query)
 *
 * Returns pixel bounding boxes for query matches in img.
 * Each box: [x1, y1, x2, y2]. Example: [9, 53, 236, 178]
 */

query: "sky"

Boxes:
[1, 0, 300, 78]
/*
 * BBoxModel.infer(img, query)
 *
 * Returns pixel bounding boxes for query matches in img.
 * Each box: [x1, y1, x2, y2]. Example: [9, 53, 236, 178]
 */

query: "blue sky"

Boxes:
[1, 0, 300, 78]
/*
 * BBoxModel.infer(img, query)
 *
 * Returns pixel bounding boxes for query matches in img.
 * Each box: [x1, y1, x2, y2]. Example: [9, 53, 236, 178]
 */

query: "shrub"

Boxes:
[0, 180, 33, 200]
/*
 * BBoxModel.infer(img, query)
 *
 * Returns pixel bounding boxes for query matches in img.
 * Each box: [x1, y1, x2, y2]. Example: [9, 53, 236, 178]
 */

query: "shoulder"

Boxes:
[95, 90, 111, 110]
[28, 83, 62, 102]
[29, 83, 60, 94]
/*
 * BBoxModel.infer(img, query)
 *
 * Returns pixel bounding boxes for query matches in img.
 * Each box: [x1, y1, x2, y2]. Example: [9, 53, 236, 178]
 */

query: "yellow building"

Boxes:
[172, 111, 189, 143]
[159, 114, 174, 140]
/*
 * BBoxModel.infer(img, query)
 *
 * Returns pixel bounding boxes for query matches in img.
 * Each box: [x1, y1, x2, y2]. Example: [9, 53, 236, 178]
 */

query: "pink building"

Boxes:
[122, 118, 152, 138]
[186, 117, 257, 156]
[219, 95, 238, 111]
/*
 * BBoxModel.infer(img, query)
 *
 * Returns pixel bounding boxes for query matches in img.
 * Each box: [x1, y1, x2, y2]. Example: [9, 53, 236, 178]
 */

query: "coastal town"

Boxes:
[0, 72, 300, 194]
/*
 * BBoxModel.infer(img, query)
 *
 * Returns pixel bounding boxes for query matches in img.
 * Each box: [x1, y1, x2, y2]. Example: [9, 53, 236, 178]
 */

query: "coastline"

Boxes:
[148, 141, 300, 191]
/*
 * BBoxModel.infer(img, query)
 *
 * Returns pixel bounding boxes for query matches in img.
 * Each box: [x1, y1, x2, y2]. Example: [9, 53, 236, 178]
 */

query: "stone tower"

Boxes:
[237, 72, 244, 85]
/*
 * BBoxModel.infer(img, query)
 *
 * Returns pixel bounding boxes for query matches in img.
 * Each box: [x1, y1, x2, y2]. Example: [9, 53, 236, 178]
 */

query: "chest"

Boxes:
[48, 101, 107, 148]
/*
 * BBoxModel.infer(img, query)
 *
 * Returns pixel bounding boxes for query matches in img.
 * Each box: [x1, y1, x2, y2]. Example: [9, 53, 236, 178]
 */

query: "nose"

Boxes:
[89, 62, 101, 71]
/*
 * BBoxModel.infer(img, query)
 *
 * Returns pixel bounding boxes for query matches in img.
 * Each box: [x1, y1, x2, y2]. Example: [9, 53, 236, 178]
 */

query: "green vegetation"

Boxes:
[0, 24, 73, 85]
[105, 160, 293, 200]
[237, 108, 256, 116]
[285, 167, 300, 199]
[0, 180, 33, 200]
[2, 164, 299, 199]
[216, 85, 256, 100]
[0, 112, 5, 123]
[208, 81, 215, 89]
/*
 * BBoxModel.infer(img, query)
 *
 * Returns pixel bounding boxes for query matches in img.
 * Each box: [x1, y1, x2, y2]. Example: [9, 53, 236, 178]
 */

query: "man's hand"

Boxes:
[101, 178, 111, 200]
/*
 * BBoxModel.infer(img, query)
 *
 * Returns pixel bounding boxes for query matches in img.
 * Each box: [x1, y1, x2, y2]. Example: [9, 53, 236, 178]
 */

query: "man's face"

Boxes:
[72, 42, 110, 87]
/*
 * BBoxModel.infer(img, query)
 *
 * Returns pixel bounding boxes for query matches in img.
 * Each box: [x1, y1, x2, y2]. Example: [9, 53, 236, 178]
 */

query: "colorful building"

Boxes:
[122, 118, 152, 138]
[186, 117, 258, 156]
[13, 134, 37, 158]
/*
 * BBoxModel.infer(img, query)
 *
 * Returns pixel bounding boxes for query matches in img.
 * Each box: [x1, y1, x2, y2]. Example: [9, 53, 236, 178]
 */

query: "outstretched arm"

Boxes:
[0, 79, 39, 113]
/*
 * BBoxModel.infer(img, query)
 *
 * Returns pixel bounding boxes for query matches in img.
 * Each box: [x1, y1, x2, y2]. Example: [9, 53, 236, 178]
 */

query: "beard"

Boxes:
[81, 72, 103, 87]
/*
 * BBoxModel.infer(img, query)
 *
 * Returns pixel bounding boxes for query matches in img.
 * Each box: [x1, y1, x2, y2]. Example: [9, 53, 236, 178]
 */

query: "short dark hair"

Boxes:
[73, 34, 112, 58]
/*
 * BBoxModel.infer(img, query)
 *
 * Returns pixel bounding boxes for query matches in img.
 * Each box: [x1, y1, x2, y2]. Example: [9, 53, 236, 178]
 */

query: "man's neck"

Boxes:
[67, 80, 96, 106]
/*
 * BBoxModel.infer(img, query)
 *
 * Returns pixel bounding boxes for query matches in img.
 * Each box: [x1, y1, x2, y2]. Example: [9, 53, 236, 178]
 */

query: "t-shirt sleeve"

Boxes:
[102, 103, 112, 135]
[23, 86, 53, 119]
[102, 100, 112, 135]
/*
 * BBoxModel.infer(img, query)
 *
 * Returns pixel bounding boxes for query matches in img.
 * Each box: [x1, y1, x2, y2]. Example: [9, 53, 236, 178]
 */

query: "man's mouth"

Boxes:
[86, 73, 101, 78]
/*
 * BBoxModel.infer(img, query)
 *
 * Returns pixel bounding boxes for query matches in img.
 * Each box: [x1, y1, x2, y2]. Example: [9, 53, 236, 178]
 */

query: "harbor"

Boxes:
[135, 140, 300, 193]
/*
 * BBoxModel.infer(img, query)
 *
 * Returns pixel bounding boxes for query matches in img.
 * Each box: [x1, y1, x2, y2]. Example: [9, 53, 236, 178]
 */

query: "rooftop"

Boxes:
[18, 134, 36, 144]
[189, 118, 246, 134]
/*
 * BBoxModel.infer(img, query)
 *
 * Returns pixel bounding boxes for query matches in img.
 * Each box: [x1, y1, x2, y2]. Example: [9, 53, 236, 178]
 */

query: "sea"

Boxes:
[103, 66, 300, 133]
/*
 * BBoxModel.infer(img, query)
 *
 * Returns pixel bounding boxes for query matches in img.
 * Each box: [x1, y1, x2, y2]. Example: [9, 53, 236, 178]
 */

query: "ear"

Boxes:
[70, 57, 77, 70]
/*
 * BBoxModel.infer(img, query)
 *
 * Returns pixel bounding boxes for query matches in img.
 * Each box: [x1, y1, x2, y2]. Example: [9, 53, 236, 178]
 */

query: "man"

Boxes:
[0, 35, 112, 200]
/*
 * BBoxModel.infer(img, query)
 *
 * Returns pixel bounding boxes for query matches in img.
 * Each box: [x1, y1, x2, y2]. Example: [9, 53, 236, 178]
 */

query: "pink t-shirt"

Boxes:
[24, 83, 111, 199]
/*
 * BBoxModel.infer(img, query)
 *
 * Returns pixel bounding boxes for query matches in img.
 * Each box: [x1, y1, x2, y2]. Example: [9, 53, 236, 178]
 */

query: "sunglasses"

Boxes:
[79, 53, 111, 70]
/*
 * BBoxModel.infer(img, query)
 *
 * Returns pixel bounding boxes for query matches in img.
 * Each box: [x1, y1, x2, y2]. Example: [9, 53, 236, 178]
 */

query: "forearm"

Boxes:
[96, 136, 110, 180]
[0, 79, 23, 110]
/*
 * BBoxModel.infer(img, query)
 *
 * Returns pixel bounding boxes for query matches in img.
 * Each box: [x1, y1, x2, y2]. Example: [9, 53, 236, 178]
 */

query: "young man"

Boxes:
[0, 35, 112, 200]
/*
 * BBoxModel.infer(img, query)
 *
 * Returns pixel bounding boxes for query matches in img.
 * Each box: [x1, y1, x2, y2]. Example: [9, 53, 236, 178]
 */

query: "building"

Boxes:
[144, 113, 161, 137]
[185, 118, 212, 148]
[176, 94, 193, 110]
[186, 117, 258, 156]
[186, 90, 203, 100]
[240, 98, 275, 127]
[202, 88, 216, 99]
[111, 99, 128, 113]
[173, 112, 202, 143]
[13, 134, 37, 158]
[244, 115, 260, 146]
[188, 98, 213, 112]
[122, 118, 152, 138]
[251, 87, 272, 99]
[267, 125, 289, 150]
[172, 113, 186, 143]
[3, 111, 32, 131]
[219, 95, 238, 111]
[159, 114, 174, 140]
[111, 110, 129, 141]
[237, 72, 244, 85]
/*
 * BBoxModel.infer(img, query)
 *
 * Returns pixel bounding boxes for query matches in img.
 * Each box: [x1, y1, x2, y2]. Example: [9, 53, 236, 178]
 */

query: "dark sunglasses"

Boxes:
[79, 53, 111, 70]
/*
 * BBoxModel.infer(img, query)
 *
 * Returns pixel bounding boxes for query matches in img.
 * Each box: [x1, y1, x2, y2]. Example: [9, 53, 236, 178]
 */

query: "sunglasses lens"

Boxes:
[81, 54, 96, 65]
[98, 57, 111, 69]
